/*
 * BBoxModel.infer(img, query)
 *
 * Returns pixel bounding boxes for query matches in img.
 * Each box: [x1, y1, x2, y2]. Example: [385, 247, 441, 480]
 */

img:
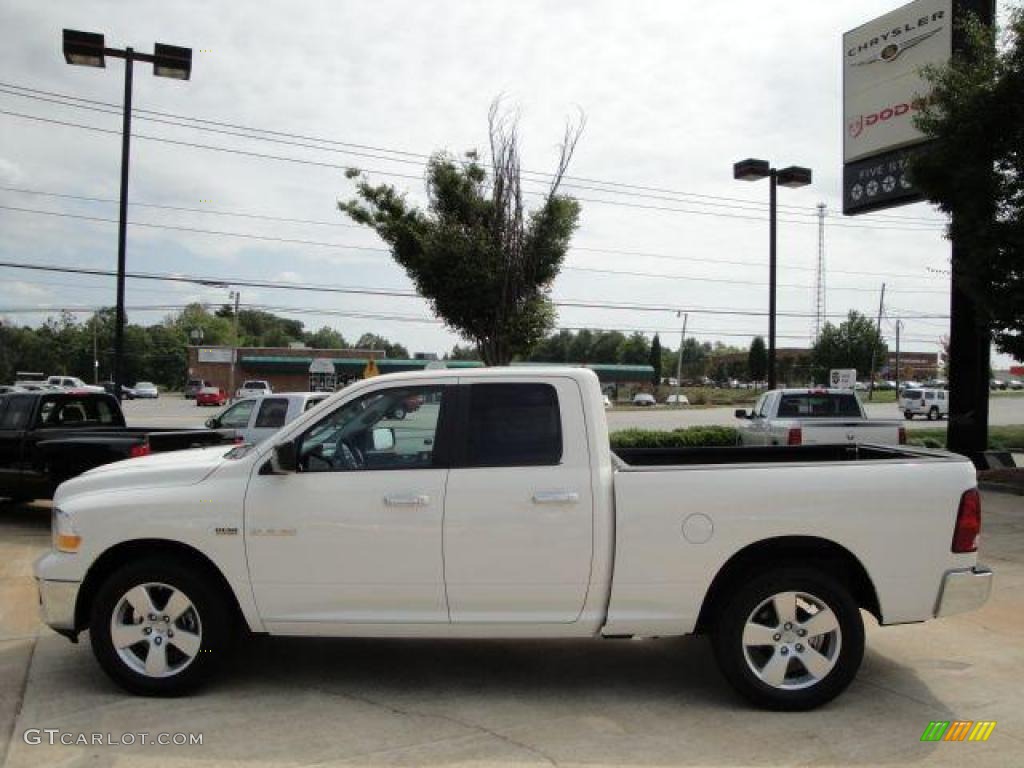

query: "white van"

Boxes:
[901, 388, 949, 421]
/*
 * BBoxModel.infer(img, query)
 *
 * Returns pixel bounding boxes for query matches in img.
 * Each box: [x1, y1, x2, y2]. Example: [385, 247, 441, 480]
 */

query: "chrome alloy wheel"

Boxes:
[110, 582, 202, 678]
[741, 590, 841, 690]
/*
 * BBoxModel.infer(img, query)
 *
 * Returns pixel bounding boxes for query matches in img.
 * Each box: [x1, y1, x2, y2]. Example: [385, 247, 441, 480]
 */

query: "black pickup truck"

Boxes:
[0, 391, 232, 502]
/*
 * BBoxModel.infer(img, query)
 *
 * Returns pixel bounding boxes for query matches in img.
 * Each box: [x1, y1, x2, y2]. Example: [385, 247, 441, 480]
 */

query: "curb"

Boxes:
[978, 481, 1024, 496]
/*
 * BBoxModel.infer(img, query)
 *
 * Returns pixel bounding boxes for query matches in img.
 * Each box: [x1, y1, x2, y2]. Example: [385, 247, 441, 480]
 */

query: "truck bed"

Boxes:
[614, 443, 946, 468]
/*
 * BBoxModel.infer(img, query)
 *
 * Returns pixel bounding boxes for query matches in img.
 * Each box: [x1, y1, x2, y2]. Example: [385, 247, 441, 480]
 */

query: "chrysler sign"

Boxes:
[843, 0, 952, 214]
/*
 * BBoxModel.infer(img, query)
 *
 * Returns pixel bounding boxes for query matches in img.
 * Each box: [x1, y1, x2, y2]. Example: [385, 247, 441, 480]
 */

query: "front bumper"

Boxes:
[935, 566, 994, 618]
[37, 579, 80, 631]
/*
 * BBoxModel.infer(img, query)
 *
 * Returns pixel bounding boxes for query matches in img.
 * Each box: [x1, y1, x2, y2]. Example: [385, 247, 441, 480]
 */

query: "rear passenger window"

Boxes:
[255, 398, 289, 428]
[464, 383, 562, 467]
[2, 396, 33, 429]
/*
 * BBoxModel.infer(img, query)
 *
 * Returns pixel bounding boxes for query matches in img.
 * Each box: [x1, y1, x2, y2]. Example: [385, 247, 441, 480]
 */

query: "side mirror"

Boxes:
[734, 409, 750, 420]
[205, 417, 219, 429]
[271, 440, 298, 473]
[372, 427, 396, 452]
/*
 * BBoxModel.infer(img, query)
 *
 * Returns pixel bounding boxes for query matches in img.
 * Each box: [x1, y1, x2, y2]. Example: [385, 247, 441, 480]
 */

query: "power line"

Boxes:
[0, 187, 952, 283]
[0, 81, 950, 226]
[0, 105, 948, 233]
[0, 259, 952, 320]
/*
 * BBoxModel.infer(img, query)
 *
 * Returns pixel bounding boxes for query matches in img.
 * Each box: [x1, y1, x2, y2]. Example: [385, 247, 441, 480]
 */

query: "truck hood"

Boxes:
[54, 445, 234, 502]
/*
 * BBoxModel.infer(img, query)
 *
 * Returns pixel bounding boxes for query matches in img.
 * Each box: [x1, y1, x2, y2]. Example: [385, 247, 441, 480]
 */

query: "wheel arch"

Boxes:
[694, 536, 881, 634]
[75, 539, 247, 633]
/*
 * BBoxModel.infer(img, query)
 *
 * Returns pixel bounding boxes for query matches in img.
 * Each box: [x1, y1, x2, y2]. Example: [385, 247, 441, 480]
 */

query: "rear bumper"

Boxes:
[934, 566, 994, 618]
[37, 578, 80, 631]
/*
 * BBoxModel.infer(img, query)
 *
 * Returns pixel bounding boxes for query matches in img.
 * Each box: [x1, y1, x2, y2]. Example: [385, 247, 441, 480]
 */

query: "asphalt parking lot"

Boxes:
[0, 492, 1021, 767]
[124, 392, 1024, 434]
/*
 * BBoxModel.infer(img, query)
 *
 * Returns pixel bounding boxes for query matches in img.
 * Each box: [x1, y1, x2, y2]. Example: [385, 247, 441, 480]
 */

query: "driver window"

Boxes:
[220, 399, 256, 429]
[297, 385, 447, 472]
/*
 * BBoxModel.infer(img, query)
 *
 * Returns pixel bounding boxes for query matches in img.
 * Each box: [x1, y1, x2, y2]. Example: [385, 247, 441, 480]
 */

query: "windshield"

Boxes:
[903, 390, 922, 399]
[777, 393, 862, 418]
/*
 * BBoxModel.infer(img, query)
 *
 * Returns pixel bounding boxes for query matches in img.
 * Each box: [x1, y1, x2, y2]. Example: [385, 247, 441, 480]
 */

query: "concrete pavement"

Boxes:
[1, 493, 1022, 767]
[119, 393, 1024, 433]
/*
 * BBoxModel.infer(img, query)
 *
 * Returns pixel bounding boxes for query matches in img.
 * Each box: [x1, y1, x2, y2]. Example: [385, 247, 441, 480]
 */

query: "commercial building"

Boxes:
[186, 346, 654, 394]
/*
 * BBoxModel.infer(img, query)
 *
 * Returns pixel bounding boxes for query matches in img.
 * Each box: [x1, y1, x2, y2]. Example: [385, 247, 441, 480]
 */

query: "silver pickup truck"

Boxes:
[736, 389, 905, 447]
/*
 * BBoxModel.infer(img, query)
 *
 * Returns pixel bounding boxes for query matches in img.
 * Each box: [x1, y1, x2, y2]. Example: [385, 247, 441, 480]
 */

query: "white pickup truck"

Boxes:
[35, 368, 991, 710]
[736, 388, 906, 447]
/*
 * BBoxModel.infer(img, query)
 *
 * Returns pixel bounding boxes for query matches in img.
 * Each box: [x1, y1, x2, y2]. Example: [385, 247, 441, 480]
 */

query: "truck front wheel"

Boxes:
[711, 568, 864, 710]
[89, 559, 232, 696]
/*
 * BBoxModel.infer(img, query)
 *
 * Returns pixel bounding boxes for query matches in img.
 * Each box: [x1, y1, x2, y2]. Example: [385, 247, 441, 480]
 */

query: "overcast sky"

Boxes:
[0, 0, 1011, 367]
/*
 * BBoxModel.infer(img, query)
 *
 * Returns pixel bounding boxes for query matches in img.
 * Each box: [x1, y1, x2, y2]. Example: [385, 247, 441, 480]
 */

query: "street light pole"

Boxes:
[768, 169, 777, 390]
[733, 159, 812, 391]
[675, 311, 688, 404]
[113, 48, 133, 402]
[63, 30, 192, 400]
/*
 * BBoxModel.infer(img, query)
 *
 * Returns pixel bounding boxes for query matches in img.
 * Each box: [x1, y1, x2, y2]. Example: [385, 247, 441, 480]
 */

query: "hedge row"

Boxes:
[609, 426, 740, 450]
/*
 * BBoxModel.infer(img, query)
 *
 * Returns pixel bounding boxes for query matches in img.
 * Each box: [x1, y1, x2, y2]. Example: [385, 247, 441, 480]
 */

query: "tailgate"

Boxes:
[801, 421, 902, 445]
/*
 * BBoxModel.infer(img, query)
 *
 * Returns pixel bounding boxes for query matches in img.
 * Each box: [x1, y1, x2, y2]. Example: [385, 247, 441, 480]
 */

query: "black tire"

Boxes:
[904, 411, 913, 420]
[711, 567, 864, 711]
[927, 406, 939, 421]
[90, 558, 233, 696]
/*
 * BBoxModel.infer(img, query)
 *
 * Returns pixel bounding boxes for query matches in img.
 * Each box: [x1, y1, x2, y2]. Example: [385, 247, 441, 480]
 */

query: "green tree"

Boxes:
[910, 9, 1024, 358]
[529, 329, 574, 363]
[356, 333, 409, 359]
[590, 331, 627, 364]
[811, 311, 887, 384]
[747, 336, 768, 385]
[649, 333, 662, 385]
[340, 103, 584, 365]
[305, 326, 348, 349]
[447, 344, 482, 361]
[568, 329, 594, 363]
[619, 332, 650, 366]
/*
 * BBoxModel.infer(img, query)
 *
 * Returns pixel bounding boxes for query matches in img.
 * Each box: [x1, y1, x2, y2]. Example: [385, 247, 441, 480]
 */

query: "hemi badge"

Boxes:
[213, 527, 238, 536]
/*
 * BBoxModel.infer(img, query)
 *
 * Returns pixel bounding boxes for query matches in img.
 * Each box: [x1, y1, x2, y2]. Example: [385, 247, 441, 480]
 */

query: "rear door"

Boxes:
[0, 396, 34, 497]
[443, 378, 594, 623]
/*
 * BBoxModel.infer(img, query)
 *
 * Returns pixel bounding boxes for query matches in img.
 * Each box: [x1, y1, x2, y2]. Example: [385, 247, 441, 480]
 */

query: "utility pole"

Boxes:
[92, 311, 99, 384]
[228, 290, 240, 400]
[867, 283, 886, 401]
[895, 319, 902, 399]
[675, 311, 688, 403]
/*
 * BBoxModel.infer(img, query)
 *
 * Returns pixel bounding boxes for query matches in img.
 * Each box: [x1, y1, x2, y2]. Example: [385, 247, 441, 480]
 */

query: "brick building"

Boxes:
[186, 345, 655, 394]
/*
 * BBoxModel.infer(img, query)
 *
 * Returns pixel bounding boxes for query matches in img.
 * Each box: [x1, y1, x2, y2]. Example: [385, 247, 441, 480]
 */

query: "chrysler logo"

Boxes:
[852, 27, 943, 66]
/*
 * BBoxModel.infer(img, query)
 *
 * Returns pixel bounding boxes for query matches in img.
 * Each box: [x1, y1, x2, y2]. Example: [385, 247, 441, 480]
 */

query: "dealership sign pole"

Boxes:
[842, 0, 994, 464]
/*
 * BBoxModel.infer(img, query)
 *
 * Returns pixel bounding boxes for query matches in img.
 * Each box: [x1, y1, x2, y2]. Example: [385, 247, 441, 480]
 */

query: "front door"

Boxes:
[245, 382, 453, 628]
[443, 378, 595, 623]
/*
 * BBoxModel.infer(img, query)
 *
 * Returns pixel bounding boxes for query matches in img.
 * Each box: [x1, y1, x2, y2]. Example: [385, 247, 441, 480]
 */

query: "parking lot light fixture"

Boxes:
[62, 29, 192, 401]
[733, 157, 813, 390]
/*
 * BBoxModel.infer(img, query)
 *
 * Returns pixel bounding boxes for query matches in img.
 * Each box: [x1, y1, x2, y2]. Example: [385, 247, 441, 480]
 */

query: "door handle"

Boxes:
[384, 493, 431, 507]
[532, 491, 580, 505]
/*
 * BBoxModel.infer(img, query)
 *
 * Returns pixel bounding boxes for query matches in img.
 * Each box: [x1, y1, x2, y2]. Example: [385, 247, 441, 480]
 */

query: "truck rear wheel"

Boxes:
[904, 411, 913, 420]
[89, 558, 232, 696]
[711, 567, 864, 710]
[927, 406, 939, 421]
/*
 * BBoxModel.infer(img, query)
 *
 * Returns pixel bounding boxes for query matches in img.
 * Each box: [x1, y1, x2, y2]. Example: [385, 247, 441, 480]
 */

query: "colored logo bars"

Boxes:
[920, 721, 996, 742]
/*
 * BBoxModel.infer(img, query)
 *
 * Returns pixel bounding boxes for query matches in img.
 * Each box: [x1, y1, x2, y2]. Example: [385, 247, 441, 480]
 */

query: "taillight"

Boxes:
[952, 488, 981, 553]
[898, 427, 907, 444]
[786, 428, 802, 445]
[129, 442, 151, 459]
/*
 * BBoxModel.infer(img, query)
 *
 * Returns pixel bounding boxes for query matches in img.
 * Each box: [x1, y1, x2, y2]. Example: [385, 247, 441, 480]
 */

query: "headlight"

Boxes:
[52, 508, 81, 553]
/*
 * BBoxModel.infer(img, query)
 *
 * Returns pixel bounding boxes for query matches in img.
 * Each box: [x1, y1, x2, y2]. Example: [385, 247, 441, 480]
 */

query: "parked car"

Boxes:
[132, 382, 159, 399]
[184, 378, 208, 399]
[0, 391, 232, 502]
[602, 394, 612, 409]
[1008, 380, 1024, 391]
[632, 393, 656, 407]
[13, 372, 47, 389]
[204, 392, 329, 444]
[195, 386, 228, 407]
[100, 381, 136, 400]
[665, 393, 690, 406]
[736, 389, 906, 446]
[236, 380, 273, 399]
[990, 379, 1007, 391]
[0, 385, 25, 395]
[45, 376, 104, 393]
[901, 388, 949, 421]
[36, 368, 991, 710]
